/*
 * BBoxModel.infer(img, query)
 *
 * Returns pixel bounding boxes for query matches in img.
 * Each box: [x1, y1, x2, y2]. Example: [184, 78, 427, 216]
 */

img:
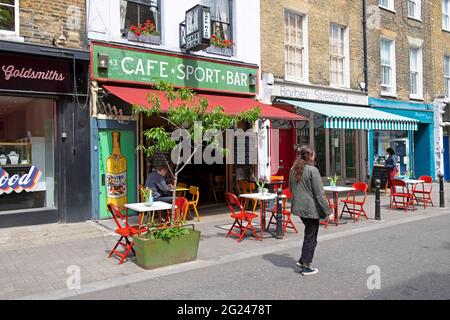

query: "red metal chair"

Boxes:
[266, 188, 298, 235]
[107, 203, 146, 264]
[340, 182, 369, 222]
[173, 197, 188, 223]
[390, 180, 414, 212]
[320, 194, 336, 228]
[413, 176, 434, 208]
[270, 175, 284, 193]
[225, 193, 259, 242]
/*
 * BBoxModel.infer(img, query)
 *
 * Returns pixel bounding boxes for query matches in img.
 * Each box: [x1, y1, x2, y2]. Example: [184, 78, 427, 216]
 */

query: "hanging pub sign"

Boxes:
[0, 53, 72, 93]
[185, 4, 211, 52]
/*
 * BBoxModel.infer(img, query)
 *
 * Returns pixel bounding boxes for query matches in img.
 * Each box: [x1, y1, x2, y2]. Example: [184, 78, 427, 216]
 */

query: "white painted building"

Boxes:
[87, 0, 261, 66]
[86, 1, 293, 220]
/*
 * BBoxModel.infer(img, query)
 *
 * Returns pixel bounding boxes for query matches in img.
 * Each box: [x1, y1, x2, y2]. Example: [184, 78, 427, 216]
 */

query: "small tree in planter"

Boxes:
[133, 80, 260, 223]
[132, 81, 260, 269]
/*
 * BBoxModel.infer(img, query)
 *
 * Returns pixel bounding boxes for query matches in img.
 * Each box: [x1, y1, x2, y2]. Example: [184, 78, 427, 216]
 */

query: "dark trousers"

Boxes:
[300, 218, 320, 265]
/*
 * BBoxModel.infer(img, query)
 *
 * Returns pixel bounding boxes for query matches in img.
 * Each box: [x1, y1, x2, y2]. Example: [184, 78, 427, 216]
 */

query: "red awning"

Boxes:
[103, 85, 305, 121]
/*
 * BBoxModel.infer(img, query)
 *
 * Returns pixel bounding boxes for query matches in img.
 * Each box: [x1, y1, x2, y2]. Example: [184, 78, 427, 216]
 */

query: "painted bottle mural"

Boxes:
[106, 131, 127, 209]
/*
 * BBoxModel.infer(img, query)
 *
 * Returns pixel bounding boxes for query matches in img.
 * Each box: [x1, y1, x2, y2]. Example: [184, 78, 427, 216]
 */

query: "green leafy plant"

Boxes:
[142, 187, 153, 202]
[327, 174, 339, 186]
[255, 178, 266, 192]
[146, 226, 191, 241]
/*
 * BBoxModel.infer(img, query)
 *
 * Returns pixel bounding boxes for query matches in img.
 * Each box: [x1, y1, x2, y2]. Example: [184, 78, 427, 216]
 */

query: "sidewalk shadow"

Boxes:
[262, 253, 301, 273]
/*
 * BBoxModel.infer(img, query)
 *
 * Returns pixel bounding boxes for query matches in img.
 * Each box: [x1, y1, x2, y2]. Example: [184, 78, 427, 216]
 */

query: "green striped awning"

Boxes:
[278, 100, 419, 131]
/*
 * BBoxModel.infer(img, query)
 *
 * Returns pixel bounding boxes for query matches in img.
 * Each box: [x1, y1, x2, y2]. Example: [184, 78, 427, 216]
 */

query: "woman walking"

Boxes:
[385, 147, 398, 187]
[290, 146, 330, 276]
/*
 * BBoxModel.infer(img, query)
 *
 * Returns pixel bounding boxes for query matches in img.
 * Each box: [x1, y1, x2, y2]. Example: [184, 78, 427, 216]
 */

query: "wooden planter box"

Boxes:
[206, 46, 233, 56]
[133, 228, 201, 270]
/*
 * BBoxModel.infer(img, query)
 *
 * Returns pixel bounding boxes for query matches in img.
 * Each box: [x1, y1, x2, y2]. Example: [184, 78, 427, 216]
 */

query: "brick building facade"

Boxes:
[260, 0, 371, 183]
[366, 0, 434, 101]
[431, 0, 450, 180]
[19, 0, 87, 49]
[0, 1, 91, 227]
[0, 0, 86, 49]
[261, 0, 365, 92]
[366, 0, 436, 180]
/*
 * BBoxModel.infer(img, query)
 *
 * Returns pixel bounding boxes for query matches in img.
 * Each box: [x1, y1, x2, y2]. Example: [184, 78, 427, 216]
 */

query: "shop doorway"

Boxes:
[274, 128, 296, 183]
[98, 129, 137, 219]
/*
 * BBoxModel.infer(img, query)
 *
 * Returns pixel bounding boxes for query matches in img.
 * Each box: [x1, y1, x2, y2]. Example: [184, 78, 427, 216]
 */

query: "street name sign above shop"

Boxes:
[92, 42, 257, 95]
[0, 166, 42, 195]
[185, 5, 211, 52]
[273, 83, 368, 106]
[0, 53, 72, 93]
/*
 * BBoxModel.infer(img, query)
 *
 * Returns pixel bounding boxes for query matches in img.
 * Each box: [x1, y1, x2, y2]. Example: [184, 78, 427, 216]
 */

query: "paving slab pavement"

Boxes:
[0, 183, 448, 300]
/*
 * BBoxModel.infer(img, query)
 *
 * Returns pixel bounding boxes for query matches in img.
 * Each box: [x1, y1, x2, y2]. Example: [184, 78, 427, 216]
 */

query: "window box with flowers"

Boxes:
[206, 34, 234, 56]
[127, 20, 161, 45]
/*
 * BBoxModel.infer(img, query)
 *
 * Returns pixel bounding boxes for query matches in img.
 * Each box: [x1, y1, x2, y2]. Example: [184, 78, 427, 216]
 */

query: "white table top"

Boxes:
[394, 178, 424, 184]
[124, 201, 174, 212]
[239, 193, 286, 200]
[324, 186, 356, 193]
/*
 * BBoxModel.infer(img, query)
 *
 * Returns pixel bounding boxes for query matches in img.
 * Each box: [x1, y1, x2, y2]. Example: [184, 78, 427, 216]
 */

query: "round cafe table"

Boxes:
[238, 192, 286, 240]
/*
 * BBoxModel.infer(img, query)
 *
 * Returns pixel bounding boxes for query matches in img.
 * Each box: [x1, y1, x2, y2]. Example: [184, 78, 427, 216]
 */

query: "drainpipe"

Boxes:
[362, 0, 369, 93]
[362, 0, 369, 182]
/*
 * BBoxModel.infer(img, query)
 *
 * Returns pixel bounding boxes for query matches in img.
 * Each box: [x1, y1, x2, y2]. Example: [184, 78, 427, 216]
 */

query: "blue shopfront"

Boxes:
[368, 97, 435, 179]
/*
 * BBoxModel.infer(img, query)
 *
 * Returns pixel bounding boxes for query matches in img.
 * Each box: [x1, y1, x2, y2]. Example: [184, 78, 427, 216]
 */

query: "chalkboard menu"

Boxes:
[151, 152, 170, 169]
[370, 165, 389, 192]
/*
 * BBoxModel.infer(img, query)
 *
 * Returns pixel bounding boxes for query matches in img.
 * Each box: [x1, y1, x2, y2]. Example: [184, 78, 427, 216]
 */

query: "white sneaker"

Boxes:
[301, 266, 319, 276]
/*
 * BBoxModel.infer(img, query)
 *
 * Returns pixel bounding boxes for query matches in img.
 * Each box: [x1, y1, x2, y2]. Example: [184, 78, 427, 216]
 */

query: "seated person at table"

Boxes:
[145, 166, 174, 204]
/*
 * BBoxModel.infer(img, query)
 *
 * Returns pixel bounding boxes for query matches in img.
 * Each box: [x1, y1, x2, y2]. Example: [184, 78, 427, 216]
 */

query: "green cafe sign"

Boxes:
[92, 43, 257, 95]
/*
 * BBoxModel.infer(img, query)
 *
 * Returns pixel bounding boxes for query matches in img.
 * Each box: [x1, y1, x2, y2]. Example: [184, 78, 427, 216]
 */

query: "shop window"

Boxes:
[0, 0, 18, 33]
[284, 11, 307, 81]
[120, 0, 160, 38]
[373, 131, 410, 175]
[345, 130, 357, 179]
[329, 129, 342, 177]
[202, 0, 233, 56]
[314, 125, 327, 178]
[296, 121, 310, 149]
[0, 96, 56, 212]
